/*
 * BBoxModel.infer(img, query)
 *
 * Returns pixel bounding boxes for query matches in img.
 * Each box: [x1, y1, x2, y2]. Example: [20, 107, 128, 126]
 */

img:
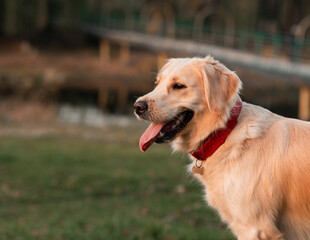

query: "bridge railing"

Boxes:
[80, 14, 310, 64]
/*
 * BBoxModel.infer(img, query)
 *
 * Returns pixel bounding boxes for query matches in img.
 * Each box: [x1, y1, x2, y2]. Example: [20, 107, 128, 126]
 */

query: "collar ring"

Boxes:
[195, 159, 203, 168]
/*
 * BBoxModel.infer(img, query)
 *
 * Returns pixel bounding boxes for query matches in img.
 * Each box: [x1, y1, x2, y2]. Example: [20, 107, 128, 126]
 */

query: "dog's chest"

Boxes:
[193, 160, 243, 223]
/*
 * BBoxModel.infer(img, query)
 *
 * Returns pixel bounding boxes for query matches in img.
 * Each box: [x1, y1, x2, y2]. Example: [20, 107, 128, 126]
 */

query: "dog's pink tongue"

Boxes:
[139, 122, 165, 152]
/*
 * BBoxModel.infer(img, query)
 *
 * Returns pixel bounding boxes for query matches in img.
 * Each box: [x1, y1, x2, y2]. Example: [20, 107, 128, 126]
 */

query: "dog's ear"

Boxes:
[200, 57, 242, 113]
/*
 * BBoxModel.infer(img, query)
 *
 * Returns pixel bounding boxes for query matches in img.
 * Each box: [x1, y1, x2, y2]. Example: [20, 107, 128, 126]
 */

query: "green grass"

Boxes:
[0, 137, 234, 240]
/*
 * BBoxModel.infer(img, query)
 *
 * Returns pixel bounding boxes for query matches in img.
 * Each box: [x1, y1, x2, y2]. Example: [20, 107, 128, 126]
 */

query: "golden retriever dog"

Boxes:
[134, 56, 310, 240]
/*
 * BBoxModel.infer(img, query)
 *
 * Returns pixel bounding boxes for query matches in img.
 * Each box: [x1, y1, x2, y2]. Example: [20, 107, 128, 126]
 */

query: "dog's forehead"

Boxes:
[158, 58, 201, 84]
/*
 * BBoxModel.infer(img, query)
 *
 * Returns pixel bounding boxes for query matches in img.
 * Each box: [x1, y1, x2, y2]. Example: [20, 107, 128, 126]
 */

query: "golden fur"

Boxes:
[136, 56, 310, 240]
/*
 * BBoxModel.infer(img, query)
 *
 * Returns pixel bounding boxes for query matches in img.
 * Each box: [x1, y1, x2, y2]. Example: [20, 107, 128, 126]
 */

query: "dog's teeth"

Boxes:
[159, 132, 164, 137]
[176, 120, 181, 125]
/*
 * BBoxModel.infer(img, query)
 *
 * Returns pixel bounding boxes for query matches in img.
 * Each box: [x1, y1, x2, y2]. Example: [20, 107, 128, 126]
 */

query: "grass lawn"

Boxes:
[0, 137, 234, 240]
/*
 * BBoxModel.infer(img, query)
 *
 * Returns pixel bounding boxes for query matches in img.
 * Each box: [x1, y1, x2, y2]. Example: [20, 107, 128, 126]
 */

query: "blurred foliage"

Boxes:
[2, 0, 310, 37]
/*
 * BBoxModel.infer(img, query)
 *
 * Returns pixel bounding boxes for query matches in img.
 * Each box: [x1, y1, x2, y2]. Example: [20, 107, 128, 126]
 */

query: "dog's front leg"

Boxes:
[230, 222, 286, 240]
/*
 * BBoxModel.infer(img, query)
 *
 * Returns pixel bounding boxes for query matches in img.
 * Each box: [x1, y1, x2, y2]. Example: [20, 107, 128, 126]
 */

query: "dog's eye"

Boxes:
[172, 83, 186, 90]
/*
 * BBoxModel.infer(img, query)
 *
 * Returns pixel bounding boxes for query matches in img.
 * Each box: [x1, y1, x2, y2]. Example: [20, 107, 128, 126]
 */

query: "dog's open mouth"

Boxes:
[139, 110, 194, 152]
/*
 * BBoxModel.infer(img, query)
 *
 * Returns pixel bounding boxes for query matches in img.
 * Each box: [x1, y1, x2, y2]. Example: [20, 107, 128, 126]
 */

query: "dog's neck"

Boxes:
[190, 100, 242, 161]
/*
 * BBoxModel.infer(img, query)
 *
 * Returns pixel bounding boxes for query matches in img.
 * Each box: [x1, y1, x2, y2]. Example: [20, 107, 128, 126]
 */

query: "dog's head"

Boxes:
[134, 56, 242, 152]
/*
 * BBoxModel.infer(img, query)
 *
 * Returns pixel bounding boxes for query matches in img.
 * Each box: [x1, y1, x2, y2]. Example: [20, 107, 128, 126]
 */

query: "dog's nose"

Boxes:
[134, 101, 148, 115]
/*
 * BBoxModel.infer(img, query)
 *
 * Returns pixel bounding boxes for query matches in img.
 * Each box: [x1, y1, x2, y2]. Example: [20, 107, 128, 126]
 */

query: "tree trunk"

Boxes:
[4, 0, 17, 35]
[37, 0, 48, 30]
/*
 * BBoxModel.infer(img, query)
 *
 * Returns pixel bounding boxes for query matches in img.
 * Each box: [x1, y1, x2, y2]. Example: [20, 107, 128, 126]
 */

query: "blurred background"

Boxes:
[0, 0, 309, 239]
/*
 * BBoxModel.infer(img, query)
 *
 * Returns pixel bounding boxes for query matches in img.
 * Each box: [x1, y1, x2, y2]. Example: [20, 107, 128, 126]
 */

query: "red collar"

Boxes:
[191, 100, 242, 161]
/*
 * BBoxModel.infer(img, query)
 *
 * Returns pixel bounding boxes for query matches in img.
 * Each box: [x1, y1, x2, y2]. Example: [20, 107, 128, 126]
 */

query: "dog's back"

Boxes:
[214, 103, 310, 239]
[277, 118, 310, 239]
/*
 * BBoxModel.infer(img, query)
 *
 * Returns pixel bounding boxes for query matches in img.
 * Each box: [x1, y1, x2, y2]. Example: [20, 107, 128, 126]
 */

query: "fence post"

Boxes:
[118, 86, 128, 112]
[120, 44, 130, 63]
[100, 39, 110, 62]
[98, 86, 108, 110]
[157, 52, 168, 70]
[299, 86, 310, 120]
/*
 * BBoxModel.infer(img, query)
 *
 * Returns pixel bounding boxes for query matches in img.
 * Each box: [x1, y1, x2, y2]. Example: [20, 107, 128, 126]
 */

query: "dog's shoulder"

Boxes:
[233, 102, 277, 141]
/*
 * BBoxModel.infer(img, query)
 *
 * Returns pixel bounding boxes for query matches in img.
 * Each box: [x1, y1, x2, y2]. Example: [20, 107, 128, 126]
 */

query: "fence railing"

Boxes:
[80, 14, 310, 63]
